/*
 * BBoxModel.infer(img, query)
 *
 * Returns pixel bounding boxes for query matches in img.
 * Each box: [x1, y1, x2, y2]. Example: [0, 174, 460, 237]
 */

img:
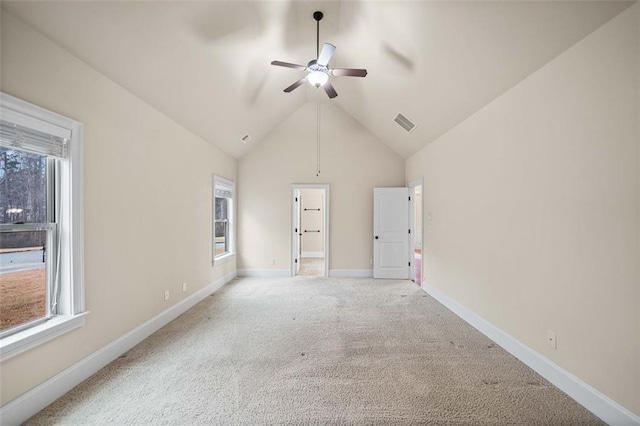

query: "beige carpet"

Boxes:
[26, 277, 602, 425]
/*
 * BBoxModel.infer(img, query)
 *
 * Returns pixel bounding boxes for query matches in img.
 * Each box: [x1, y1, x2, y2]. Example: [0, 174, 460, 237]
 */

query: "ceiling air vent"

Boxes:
[240, 134, 251, 144]
[394, 113, 416, 133]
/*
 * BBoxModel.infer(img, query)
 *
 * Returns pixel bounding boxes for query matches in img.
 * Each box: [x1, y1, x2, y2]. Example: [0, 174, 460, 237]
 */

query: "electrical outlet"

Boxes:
[164, 290, 170, 301]
[547, 330, 557, 349]
[182, 282, 187, 292]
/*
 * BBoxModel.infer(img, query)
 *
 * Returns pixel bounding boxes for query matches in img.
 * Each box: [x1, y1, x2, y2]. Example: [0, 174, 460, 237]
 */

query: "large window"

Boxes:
[213, 176, 234, 262]
[0, 93, 84, 360]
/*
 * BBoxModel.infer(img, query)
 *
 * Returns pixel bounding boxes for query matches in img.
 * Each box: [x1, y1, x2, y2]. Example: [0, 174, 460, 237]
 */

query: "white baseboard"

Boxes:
[301, 251, 324, 258]
[421, 281, 640, 426]
[0, 270, 237, 426]
[237, 269, 290, 278]
[329, 269, 373, 278]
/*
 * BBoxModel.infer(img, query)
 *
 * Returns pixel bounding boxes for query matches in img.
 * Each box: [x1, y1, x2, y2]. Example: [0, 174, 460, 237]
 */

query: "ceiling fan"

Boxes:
[271, 11, 367, 99]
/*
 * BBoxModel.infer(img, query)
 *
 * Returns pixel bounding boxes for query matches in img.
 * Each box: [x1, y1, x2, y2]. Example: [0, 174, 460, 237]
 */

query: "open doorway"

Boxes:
[409, 179, 423, 285]
[291, 184, 329, 277]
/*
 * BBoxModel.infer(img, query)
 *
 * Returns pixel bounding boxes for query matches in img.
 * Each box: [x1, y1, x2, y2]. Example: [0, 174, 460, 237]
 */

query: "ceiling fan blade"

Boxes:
[317, 43, 336, 67]
[271, 61, 307, 71]
[330, 68, 368, 77]
[323, 81, 338, 99]
[284, 77, 308, 93]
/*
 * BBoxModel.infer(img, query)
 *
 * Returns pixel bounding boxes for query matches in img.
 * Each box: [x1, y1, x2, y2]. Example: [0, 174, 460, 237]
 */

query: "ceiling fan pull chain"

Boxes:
[317, 94, 321, 177]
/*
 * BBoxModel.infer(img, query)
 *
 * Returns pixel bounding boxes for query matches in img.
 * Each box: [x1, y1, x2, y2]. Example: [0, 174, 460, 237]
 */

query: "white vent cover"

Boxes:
[394, 113, 416, 133]
[241, 134, 251, 144]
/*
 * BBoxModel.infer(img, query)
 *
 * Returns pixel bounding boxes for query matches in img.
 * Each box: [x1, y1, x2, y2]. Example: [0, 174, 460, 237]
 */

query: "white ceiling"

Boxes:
[2, 1, 634, 159]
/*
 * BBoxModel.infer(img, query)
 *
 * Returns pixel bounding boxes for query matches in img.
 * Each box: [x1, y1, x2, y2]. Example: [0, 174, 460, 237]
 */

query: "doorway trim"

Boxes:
[291, 184, 330, 277]
[408, 178, 424, 285]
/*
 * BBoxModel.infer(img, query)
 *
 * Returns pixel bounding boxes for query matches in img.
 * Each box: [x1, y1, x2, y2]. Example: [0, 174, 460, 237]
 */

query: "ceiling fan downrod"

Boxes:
[314, 11, 323, 59]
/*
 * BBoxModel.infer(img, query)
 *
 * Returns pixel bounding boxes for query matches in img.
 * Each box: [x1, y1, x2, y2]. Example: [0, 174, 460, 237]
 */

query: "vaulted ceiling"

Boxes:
[1, 1, 634, 159]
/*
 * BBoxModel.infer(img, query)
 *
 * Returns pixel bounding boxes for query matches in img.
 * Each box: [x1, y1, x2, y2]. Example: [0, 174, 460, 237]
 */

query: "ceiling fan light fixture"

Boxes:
[308, 71, 328, 88]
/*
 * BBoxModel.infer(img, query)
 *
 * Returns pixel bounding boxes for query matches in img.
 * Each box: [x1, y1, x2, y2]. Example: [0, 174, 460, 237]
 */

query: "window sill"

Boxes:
[0, 312, 88, 362]
[214, 252, 235, 266]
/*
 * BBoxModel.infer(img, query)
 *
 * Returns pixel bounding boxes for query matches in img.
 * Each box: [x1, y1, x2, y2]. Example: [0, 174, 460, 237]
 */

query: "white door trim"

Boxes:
[294, 189, 301, 275]
[408, 178, 424, 284]
[291, 184, 330, 277]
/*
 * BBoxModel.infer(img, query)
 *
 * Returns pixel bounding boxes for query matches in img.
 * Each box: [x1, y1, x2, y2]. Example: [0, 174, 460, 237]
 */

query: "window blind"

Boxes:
[215, 187, 232, 198]
[0, 107, 70, 158]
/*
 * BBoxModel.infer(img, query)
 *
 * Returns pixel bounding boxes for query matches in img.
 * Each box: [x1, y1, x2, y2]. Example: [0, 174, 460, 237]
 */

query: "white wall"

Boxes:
[238, 100, 405, 273]
[407, 4, 639, 416]
[299, 189, 324, 255]
[0, 12, 237, 405]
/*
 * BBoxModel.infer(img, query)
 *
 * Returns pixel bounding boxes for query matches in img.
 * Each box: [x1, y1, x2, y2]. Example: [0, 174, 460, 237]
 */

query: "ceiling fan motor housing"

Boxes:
[307, 60, 328, 73]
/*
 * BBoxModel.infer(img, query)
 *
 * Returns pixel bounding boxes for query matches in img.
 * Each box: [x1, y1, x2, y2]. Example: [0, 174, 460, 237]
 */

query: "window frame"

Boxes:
[0, 93, 85, 361]
[213, 175, 234, 264]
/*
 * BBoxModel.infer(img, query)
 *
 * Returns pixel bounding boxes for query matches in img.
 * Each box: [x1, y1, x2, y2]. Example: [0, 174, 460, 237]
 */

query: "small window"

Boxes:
[213, 176, 234, 262]
[0, 93, 84, 360]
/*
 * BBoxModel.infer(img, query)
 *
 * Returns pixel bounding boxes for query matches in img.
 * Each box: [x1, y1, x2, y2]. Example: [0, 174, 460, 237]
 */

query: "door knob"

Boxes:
[375, 236, 379, 239]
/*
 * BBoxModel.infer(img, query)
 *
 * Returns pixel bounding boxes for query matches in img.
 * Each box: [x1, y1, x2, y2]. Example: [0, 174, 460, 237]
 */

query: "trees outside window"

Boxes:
[0, 148, 50, 332]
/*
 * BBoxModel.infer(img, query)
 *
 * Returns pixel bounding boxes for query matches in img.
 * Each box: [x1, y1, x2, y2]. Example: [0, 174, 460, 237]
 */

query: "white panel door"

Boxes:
[374, 188, 409, 279]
